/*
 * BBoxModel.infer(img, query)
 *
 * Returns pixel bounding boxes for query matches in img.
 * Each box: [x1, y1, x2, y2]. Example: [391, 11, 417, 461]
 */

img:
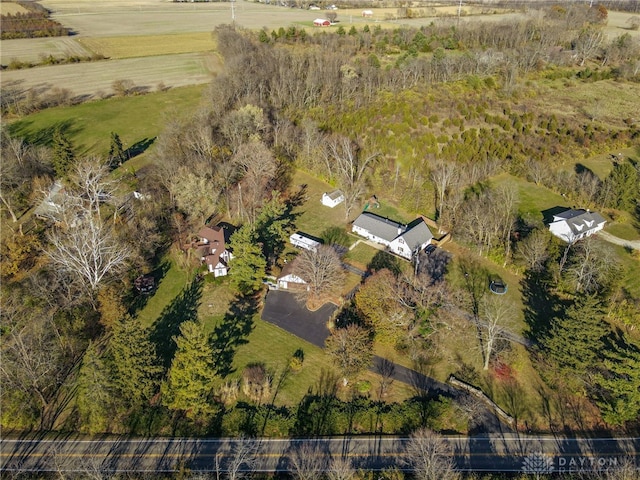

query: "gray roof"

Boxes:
[400, 220, 434, 252]
[553, 209, 605, 234]
[353, 212, 404, 242]
[325, 190, 343, 200]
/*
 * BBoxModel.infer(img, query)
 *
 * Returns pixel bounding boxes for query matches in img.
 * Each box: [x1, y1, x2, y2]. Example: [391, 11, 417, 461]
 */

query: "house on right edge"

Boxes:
[547, 208, 606, 244]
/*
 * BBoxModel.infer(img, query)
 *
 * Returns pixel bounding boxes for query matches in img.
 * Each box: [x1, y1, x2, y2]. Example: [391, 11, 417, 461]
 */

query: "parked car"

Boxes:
[424, 244, 436, 255]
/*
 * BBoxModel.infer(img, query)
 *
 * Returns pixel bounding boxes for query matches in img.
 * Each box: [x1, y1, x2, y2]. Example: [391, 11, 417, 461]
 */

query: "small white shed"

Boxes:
[321, 190, 345, 208]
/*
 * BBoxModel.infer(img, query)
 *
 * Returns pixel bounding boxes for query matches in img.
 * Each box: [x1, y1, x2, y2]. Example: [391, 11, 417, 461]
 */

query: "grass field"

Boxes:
[7, 84, 206, 156]
[490, 173, 566, 224]
[78, 33, 216, 59]
[0, 2, 29, 15]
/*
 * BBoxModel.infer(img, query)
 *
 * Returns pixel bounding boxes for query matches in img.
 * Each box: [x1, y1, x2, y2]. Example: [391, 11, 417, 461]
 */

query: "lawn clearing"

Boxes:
[293, 170, 351, 236]
[490, 173, 566, 224]
[7, 84, 205, 156]
[136, 259, 191, 328]
[344, 242, 380, 270]
[226, 317, 332, 407]
[78, 33, 216, 59]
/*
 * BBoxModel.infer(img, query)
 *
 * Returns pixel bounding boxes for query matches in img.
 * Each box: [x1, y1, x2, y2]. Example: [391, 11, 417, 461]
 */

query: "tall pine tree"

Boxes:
[594, 344, 640, 426]
[161, 321, 217, 419]
[51, 127, 75, 178]
[76, 342, 114, 434]
[108, 316, 162, 409]
[107, 132, 126, 170]
[542, 295, 608, 391]
[229, 224, 266, 294]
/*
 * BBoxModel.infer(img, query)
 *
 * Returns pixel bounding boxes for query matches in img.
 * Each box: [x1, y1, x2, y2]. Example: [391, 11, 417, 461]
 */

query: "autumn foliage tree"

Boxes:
[294, 245, 344, 309]
[325, 324, 373, 385]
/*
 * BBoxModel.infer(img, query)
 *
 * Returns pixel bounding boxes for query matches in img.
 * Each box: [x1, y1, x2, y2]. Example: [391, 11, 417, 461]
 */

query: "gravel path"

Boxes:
[597, 230, 640, 250]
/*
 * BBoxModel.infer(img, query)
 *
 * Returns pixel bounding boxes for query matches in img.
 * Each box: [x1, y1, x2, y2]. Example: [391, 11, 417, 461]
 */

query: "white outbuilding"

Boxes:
[321, 190, 345, 208]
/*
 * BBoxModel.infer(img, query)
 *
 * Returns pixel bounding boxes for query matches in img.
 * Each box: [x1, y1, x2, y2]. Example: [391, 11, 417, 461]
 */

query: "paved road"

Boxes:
[597, 230, 640, 250]
[1, 434, 638, 475]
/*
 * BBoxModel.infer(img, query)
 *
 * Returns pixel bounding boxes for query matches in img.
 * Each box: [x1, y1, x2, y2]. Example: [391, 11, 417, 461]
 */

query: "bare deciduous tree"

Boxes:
[294, 245, 344, 309]
[289, 443, 328, 480]
[478, 295, 514, 371]
[325, 324, 373, 385]
[402, 427, 459, 480]
[430, 159, 460, 223]
[516, 228, 551, 272]
[574, 27, 605, 66]
[565, 236, 617, 294]
[220, 437, 258, 480]
[326, 136, 378, 220]
[47, 217, 130, 291]
[327, 456, 355, 480]
[232, 139, 276, 223]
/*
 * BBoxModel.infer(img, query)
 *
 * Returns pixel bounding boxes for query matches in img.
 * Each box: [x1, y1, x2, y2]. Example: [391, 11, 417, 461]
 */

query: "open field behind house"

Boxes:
[1, 52, 215, 99]
[0, 2, 29, 15]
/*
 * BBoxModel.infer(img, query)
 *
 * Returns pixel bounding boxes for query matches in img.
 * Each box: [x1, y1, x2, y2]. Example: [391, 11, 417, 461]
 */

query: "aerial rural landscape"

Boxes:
[1, 0, 640, 478]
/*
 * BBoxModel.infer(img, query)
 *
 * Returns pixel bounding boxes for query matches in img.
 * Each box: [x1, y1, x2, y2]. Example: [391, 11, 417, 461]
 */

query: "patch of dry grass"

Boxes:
[0, 2, 29, 15]
[78, 33, 216, 59]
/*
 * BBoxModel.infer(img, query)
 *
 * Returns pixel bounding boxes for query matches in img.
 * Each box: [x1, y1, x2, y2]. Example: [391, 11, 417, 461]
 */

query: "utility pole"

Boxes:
[231, 0, 235, 23]
[457, 0, 462, 26]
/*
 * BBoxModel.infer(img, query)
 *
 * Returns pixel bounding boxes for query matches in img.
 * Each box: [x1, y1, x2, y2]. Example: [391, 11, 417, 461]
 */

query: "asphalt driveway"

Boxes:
[261, 290, 336, 348]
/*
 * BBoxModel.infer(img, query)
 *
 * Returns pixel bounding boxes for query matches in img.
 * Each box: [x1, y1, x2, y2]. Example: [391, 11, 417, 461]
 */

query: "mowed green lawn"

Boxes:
[7, 84, 206, 157]
[490, 173, 566, 224]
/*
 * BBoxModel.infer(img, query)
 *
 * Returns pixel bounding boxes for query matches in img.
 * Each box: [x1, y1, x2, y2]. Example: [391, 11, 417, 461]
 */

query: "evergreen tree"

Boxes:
[594, 344, 640, 426]
[107, 132, 126, 169]
[254, 192, 296, 266]
[603, 161, 639, 211]
[108, 316, 162, 409]
[76, 342, 114, 434]
[229, 224, 266, 294]
[51, 127, 75, 178]
[161, 321, 217, 419]
[542, 295, 608, 390]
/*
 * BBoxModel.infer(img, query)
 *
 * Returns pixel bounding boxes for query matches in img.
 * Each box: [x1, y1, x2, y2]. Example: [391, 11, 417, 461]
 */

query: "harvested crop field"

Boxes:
[77, 32, 216, 59]
[1, 52, 218, 99]
[0, 37, 91, 65]
[0, 2, 29, 15]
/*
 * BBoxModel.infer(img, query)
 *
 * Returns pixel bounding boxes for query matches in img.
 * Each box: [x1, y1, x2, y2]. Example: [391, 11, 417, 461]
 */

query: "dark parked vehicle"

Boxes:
[424, 244, 436, 255]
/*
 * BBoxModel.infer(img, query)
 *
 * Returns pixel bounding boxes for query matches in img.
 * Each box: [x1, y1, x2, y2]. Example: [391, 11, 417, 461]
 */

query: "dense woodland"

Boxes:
[1, 4, 640, 478]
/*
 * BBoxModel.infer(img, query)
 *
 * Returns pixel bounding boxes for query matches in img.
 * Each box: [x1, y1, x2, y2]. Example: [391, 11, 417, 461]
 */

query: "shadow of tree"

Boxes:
[367, 250, 401, 276]
[7, 119, 80, 147]
[150, 276, 203, 369]
[209, 294, 258, 378]
[521, 269, 565, 341]
[124, 137, 155, 160]
[458, 258, 490, 320]
[292, 369, 339, 436]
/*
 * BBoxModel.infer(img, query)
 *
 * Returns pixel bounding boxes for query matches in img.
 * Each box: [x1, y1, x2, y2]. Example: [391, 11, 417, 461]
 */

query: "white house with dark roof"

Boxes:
[321, 190, 345, 208]
[548, 208, 606, 244]
[352, 212, 434, 260]
[197, 226, 233, 277]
